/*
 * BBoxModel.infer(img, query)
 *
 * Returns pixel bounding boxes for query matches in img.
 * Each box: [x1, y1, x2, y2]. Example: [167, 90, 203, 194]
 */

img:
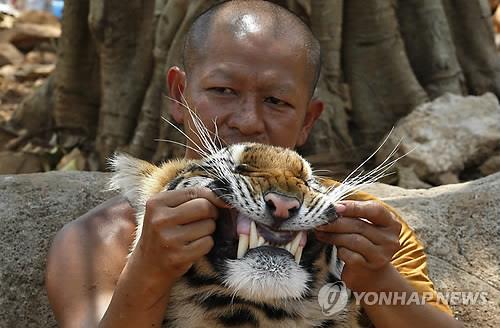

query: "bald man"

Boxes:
[46, 1, 462, 327]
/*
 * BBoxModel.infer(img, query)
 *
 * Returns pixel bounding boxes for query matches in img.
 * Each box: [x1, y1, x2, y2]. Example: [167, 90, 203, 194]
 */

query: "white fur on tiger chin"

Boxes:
[223, 251, 310, 302]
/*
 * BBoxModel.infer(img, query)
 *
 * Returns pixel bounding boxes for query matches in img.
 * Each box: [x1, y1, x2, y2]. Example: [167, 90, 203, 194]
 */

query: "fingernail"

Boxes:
[335, 203, 346, 213]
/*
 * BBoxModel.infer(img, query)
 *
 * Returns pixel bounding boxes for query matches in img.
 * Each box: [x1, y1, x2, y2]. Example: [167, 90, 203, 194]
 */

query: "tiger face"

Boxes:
[111, 142, 352, 307]
[110, 140, 390, 327]
[170, 142, 342, 302]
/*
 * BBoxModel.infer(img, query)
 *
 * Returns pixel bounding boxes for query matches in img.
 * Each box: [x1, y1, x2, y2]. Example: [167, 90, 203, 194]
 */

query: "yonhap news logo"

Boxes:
[317, 283, 489, 316]
[318, 281, 350, 316]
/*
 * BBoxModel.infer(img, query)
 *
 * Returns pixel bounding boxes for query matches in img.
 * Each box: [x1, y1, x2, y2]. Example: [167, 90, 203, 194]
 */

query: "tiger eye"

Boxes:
[234, 164, 251, 173]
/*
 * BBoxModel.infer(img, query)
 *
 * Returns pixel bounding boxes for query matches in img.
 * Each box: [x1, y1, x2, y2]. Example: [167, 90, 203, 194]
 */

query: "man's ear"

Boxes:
[167, 66, 187, 124]
[296, 99, 324, 147]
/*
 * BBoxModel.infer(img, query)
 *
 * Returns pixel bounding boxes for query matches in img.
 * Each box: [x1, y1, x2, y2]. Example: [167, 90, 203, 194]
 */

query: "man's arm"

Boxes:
[45, 196, 135, 327]
[315, 200, 463, 328]
[46, 188, 228, 327]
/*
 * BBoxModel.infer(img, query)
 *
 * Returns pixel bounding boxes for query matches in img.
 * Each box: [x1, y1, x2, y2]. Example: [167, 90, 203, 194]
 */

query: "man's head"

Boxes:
[168, 0, 324, 159]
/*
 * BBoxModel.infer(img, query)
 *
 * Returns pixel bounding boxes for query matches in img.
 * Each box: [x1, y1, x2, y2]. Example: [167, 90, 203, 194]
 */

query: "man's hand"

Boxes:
[132, 187, 230, 283]
[314, 200, 402, 292]
[97, 187, 229, 327]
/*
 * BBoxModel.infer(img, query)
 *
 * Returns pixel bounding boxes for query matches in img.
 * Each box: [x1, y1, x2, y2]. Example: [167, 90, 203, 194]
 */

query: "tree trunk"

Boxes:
[53, 0, 100, 138]
[442, 0, 500, 97]
[89, 0, 155, 166]
[397, 0, 466, 99]
[343, 0, 428, 159]
[298, 0, 357, 179]
[126, 0, 189, 160]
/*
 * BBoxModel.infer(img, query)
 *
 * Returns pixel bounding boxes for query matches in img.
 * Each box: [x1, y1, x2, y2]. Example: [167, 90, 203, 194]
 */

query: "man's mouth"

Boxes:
[236, 212, 307, 263]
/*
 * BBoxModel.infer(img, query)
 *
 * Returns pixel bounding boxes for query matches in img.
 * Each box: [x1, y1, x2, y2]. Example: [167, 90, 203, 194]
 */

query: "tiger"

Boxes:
[109, 108, 399, 328]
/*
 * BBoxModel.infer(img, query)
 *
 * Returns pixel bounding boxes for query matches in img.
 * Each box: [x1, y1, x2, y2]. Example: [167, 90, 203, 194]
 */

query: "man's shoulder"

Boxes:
[68, 195, 136, 242]
[46, 196, 138, 323]
[48, 195, 137, 270]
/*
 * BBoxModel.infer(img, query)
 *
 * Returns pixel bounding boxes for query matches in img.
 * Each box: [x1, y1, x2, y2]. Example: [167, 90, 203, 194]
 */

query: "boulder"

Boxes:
[0, 150, 44, 174]
[0, 42, 23, 66]
[0, 171, 499, 327]
[8, 23, 61, 51]
[376, 93, 500, 186]
[479, 153, 500, 176]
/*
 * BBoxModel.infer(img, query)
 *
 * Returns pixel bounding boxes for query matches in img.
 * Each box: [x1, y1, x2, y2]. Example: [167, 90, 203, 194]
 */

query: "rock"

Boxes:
[15, 10, 60, 27]
[14, 63, 54, 81]
[0, 12, 16, 29]
[479, 154, 500, 176]
[25, 50, 56, 65]
[0, 42, 23, 66]
[377, 93, 500, 185]
[435, 171, 460, 185]
[0, 172, 115, 328]
[8, 23, 61, 51]
[0, 150, 43, 174]
[0, 171, 499, 327]
[396, 165, 432, 189]
[0, 63, 16, 79]
[56, 148, 86, 171]
[364, 176, 500, 327]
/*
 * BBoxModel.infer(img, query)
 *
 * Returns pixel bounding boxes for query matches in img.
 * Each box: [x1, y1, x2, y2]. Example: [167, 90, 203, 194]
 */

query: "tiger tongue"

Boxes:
[236, 212, 252, 235]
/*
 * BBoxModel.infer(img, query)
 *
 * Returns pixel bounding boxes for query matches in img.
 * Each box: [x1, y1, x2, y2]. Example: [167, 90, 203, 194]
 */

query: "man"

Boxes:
[46, 1, 463, 327]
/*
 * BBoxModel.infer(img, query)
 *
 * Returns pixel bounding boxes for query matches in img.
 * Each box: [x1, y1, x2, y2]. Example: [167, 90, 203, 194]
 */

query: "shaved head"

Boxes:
[183, 0, 321, 96]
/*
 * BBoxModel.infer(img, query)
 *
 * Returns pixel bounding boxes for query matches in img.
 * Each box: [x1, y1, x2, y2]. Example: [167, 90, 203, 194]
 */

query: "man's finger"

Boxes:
[182, 235, 215, 260]
[150, 187, 230, 209]
[337, 246, 368, 267]
[160, 218, 217, 245]
[316, 217, 388, 245]
[316, 231, 377, 261]
[154, 198, 220, 226]
[337, 200, 395, 227]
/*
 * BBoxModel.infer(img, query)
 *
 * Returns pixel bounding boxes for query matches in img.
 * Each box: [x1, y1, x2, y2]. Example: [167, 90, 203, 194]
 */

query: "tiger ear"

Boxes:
[108, 153, 157, 209]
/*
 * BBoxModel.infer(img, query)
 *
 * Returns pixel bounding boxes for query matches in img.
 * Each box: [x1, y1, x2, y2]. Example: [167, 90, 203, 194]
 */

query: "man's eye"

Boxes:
[265, 96, 289, 106]
[210, 87, 235, 95]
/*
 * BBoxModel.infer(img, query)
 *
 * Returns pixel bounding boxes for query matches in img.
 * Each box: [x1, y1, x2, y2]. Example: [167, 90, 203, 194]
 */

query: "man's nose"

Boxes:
[231, 97, 265, 135]
[264, 192, 301, 220]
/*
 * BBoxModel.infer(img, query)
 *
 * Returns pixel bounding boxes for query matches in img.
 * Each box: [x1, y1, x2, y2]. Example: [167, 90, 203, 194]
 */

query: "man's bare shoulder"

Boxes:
[54, 195, 136, 252]
[46, 196, 137, 325]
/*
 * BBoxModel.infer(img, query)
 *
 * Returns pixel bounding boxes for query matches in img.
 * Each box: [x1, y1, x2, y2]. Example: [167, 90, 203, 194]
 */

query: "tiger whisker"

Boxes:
[160, 116, 209, 158]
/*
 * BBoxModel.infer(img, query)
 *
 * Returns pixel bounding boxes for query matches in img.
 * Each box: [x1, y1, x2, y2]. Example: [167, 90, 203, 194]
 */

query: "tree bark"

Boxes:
[343, 0, 428, 159]
[397, 0, 466, 99]
[53, 0, 100, 137]
[442, 0, 500, 97]
[300, 0, 356, 178]
[89, 0, 155, 166]
[126, 0, 189, 161]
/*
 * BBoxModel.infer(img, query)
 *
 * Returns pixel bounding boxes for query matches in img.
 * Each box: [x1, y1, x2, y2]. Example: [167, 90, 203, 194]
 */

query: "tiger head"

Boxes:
[110, 142, 361, 307]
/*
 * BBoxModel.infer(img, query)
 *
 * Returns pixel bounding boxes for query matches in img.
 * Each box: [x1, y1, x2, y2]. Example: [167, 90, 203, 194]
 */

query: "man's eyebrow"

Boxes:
[264, 81, 295, 94]
[202, 68, 235, 80]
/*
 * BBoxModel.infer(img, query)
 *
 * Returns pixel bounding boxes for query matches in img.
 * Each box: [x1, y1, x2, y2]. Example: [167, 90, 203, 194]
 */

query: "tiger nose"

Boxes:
[264, 192, 301, 220]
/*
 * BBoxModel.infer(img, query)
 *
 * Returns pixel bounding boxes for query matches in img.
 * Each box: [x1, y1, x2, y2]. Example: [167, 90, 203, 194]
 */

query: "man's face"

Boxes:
[169, 23, 322, 159]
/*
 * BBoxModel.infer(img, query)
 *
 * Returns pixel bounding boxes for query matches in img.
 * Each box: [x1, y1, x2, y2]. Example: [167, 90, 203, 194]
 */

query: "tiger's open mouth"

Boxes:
[235, 212, 307, 263]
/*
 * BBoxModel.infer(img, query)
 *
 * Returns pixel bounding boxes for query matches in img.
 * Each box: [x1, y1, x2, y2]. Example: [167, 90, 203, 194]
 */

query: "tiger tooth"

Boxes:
[285, 241, 292, 252]
[237, 234, 249, 258]
[250, 221, 258, 249]
[258, 236, 265, 246]
[290, 231, 302, 255]
[295, 245, 303, 264]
